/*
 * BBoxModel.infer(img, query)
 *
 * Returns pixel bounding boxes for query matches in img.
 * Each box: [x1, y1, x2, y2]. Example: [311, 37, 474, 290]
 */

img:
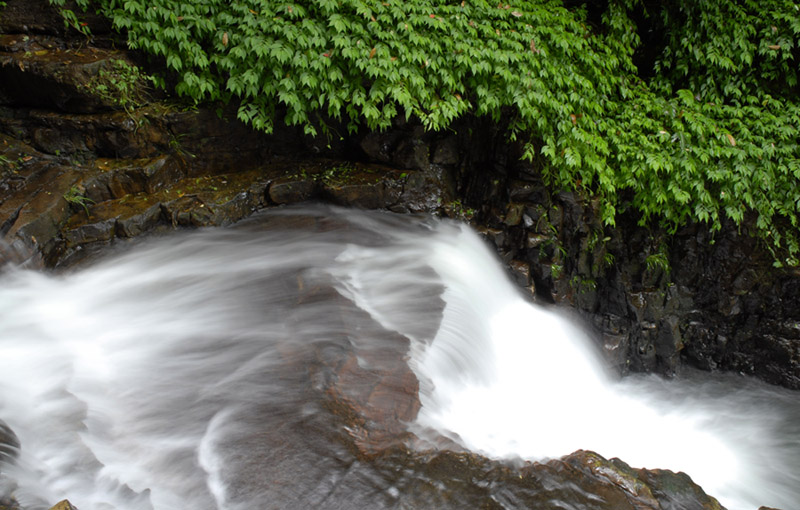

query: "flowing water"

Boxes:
[0, 206, 797, 510]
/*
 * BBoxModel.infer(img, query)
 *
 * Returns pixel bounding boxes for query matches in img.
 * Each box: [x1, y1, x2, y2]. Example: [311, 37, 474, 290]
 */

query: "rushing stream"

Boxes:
[0, 206, 798, 510]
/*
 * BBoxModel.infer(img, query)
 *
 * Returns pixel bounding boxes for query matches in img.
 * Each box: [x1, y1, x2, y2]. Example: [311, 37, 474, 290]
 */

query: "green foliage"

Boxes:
[83, 58, 154, 112]
[444, 199, 476, 220]
[50, 0, 800, 266]
[168, 133, 196, 159]
[318, 164, 355, 187]
[605, 0, 800, 266]
[48, 0, 93, 36]
[645, 252, 670, 276]
[286, 162, 356, 186]
[0, 154, 26, 172]
[570, 275, 597, 294]
[64, 186, 95, 216]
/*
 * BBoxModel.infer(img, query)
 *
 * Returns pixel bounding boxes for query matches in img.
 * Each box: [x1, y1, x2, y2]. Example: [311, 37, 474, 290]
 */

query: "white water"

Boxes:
[0, 207, 797, 510]
[402, 228, 800, 510]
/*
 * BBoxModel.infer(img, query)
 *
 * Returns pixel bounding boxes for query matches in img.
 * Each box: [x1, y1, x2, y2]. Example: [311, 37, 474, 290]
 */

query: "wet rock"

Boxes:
[160, 108, 307, 174]
[266, 162, 430, 212]
[324, 179, 390, 209]
[508, 259, 532, 288]
[0, 108, 165, 160]
[396, 171, 441, 212]
[431, 136, 459, 165]
[326, 349, 421, 454]
[393, 136, 430, 170]
[526, 232, 549, 248]
[368, 447, 725, 510]
[62, 217, 116, 247]
[0, 0, 65, 36]
[656, 316, 683, 375]
[0, 421, 21, 510]
[1, 164, 79, 246]
[509, 180, 546, 202]
[41, 170, 271, 264]
[360, 131, 401, 163]
[0, 0, 111, 38]
[321, 165, 404, 210]
[208, 183, 268, 225]
[485, 169, 800, 386]
[504, 202, 525, 226]
[0, 420, 19, 466]
[268, 178, 318, 204]
[0, 233, 35, 267]
[48, 501, 77, 510]
[595, 314, 630, 372]
[0, 34, 61, 55]
[0, 42, 143, 113]
[116, 202, 162, 238]
[157, 173, 268, 229]
[636, 467, 725, 510]
[161, 195, 212, 227]
[87, 155, 185, 200]
[566, 451, 724, 510]
[0, 501, 18, 510]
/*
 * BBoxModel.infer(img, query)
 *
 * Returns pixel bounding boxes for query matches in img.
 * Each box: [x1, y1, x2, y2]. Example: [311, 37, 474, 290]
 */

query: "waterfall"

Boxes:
[0, 206, 797, 510]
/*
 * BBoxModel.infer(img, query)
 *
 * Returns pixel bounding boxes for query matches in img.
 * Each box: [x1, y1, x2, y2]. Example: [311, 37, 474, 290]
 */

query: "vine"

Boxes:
[83, 58, 155, 113]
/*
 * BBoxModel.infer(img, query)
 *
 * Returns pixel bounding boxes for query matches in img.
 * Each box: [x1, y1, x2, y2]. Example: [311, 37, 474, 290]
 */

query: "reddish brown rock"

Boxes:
[326, 347, 421, 455]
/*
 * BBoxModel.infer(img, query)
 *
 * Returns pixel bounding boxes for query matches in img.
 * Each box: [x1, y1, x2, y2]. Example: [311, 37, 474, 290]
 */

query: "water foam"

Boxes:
[323, 219, 800, 510]
[395, 224, 799, 510]
[0, 208, 797, 510]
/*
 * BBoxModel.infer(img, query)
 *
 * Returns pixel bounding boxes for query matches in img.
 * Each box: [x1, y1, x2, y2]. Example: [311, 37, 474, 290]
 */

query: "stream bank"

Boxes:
[0, 2, 797, 509]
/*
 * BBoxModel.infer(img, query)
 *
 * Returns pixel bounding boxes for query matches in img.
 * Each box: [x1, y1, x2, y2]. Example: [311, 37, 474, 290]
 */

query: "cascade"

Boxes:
[0, 207, 797, 510]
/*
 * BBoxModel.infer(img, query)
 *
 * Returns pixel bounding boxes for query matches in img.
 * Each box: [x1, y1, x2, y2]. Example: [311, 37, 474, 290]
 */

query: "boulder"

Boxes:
[48, 501, 77, 510]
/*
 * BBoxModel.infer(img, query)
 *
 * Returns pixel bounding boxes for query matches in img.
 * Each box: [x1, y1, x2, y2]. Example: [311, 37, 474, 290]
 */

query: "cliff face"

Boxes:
[1, 0, 798, 390]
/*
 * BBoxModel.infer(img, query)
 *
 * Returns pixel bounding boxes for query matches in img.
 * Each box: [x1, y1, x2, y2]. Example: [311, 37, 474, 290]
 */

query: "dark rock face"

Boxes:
[477, 172, 800, 388]
[668, 224, 800, 388]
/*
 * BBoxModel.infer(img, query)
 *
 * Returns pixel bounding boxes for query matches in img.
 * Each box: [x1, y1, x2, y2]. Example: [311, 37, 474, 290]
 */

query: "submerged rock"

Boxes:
[0, 499, 19, 510]
[48, 501, 77, 510]
[0, 421, 20, 510]
[327, 380, 727, 509]
[0, 420, 19, 465]
[347, 446, 726, 510]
